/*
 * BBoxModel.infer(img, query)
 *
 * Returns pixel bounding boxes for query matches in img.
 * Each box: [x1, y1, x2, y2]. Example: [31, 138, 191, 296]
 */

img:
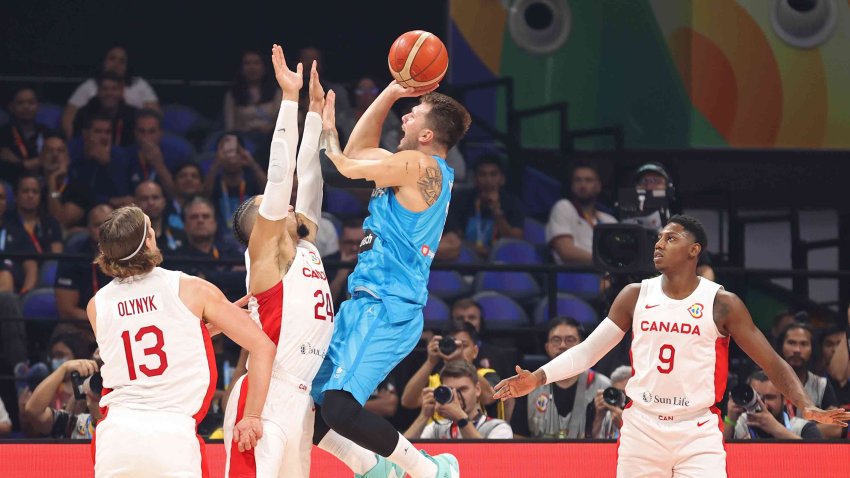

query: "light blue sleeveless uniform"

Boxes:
[312, 155, 454, 405]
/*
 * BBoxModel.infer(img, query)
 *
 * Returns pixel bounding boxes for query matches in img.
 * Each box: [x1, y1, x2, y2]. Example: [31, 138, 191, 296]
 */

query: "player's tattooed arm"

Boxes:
[416, 161, 442, 206]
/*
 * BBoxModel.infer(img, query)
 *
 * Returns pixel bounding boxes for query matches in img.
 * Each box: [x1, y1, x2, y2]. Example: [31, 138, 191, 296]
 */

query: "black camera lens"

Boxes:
[438, 336, 457, 356]
[88, 372, 103, 396]
[433, 385, 453, 405]
[730, 384, 761, 413]
[603, 387, 625, 407]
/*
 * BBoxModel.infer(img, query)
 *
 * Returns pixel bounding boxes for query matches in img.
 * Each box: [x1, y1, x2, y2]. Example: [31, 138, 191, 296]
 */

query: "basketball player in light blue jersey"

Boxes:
[311, 84, 470, 478]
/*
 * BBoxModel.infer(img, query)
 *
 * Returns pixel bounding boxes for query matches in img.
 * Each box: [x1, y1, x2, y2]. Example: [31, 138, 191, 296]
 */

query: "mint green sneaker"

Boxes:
[355, 454, 405, 478]
[422, 451, 460, 478]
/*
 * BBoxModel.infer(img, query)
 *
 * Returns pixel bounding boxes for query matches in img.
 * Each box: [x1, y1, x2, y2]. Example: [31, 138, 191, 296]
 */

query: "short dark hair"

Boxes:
[547, 316, 586, 341]
[446, 320, 479, 345]
[43, 131, 66, 142]
[136, 108, 163, 125]
[173, 161, 202, 177]
[232, 196, 259, 247]
[15, 174, 41, 195]
[342, 217, 364, 231]
[570, 159, 600, 181]
[667, 214, 708, 253]
[747, 369, 769, 385]
[439, 359, 478, 384]
[49, 332, 93, 361]
[8, 85, 38, 107]
[97, 70, 125, 85]
[83, 114, 113, 131]
[420, 93, 471, 150]
[182, 195, 216, 222]
[775, 321, 813, 352]
[474, 154, 506, 175]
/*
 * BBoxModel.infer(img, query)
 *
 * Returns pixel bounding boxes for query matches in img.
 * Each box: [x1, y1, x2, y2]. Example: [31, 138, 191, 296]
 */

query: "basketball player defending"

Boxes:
[225, 45, 335, 477]
[313, 81, 470, 478]
[495, 215, 850, 477]
[87, 206, 276, 477]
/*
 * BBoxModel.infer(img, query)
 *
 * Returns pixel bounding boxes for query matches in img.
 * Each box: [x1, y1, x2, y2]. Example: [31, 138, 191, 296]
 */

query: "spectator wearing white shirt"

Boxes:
[0, 395, 12, 436]
[545, 161, 616, 265]
[404, 360, 513, 440]
[62, 46, 159, 139]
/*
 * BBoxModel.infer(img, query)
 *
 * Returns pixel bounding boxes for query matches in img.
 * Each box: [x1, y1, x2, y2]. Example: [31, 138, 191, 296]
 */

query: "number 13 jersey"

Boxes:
[95, 267, 216, 419]
[250, 240, 335, 384]
[627, 276, 728, 417]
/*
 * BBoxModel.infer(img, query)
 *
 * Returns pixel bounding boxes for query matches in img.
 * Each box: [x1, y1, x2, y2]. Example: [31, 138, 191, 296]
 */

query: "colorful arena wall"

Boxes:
[448, 0, 850, 149]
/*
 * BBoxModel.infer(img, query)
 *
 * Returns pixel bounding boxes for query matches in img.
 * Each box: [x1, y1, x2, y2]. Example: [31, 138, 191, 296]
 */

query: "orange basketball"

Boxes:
[387, 30, 448, 88]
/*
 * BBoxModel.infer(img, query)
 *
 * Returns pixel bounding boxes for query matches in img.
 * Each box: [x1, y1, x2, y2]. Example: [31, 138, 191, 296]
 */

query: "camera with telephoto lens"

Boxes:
[603, 387, 627, 408]
[433, 385, 453, 405]
[438, 335, 457, 356]
[70, 371, 103, 400]
[730, 384, 762, 414]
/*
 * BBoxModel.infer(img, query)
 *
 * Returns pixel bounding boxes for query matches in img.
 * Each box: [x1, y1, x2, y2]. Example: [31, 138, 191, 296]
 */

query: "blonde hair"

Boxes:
[94, 206, 162, 278]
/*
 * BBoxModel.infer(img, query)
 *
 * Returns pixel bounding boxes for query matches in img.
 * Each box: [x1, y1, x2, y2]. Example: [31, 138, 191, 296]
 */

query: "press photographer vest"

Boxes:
[527, 370, 610, 438]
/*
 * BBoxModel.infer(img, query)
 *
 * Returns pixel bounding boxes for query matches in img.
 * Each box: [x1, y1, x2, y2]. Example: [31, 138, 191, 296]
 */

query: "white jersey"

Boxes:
[627, 276, 728, 418]
[94, 268, 215, 420]
[249, 240, 334, 383]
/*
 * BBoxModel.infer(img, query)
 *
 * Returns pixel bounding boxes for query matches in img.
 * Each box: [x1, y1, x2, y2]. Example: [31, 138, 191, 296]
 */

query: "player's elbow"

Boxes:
[248, 336, 275, 362]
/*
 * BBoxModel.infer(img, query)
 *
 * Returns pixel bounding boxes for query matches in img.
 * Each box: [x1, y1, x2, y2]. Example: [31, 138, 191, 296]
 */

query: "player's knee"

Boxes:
[321, 390, 361, 431]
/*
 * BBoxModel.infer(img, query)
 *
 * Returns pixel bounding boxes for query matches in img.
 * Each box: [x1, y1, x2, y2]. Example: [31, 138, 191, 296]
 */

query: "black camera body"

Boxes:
[70, 371, 103, 400]
[434, 385, 453, 405]
[602, 387, 627, 408]
[438, 336, 457, 356]
[730, 384, 762, 414]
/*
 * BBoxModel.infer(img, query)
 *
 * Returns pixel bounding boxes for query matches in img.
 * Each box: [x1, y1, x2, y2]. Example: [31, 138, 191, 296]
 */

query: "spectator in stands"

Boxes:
[23, 356, 101, 439]
[337, 77, 401, 151]
[297, 47, 351, 118]
[134, 181, 184, 254]
[62, 46, 158, 138]
[365, 376, 399, 419]
[724, 370, 822, 440]
[6, 175, 63, 253]
[0, 87, 48, 183]
[55, 204, 113, 322]
[127, 109, 182, 196]
[40, 134, 90, 230]
[223, 51, 281, 136]
[0, 185, 37, 295]
[546, 161, 616, 265]
[202, 133, 266, 231]
[439, 155, 525, 260]
[175, 196, 243, 297]
[0, 396, 10, 437]
[401, 322, 505, 419]
[71, 71, 139, 146]
[451, 298, 510, 379]
[510, 317, 611, 438]
[821, 318, 850, 411]
[770, 311, 797, 343]
[778, 321, 839, 411]
[327, 217, 364, 307]
[166, 162, 205, 231]
[404, 360, 513, 439]
[591, 365, 631, 439]
[69, 115, 133, 207]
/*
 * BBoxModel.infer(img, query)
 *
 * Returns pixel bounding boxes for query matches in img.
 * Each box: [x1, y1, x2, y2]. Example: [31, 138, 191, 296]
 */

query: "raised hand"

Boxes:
[386, 80, 440, 100]
[493, 365, 543, 401]
[271, 44, 302, 101]
[308, 60, 325, 114]
[802, 406, 850, 427]
[321, 90, 336, 131]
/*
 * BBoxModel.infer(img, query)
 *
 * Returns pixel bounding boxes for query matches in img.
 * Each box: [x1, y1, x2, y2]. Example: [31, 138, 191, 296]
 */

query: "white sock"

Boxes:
[386, 433, 437, 478]
[318, 430, 378, 474]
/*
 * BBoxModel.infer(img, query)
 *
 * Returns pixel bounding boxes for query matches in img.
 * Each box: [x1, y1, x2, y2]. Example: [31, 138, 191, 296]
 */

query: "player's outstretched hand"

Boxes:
[386, 80, 439, 99]
[308, 60, 325, 113]
[271, 44, 302, 98]
[321, 90, 336, 131]
[493, 365, 542, 401]
[802, 406, 850, 427]
[233, 416, 263, 452]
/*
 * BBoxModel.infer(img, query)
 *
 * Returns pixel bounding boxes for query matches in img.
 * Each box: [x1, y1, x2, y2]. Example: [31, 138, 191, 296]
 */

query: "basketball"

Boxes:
[387, 30, 448, 88]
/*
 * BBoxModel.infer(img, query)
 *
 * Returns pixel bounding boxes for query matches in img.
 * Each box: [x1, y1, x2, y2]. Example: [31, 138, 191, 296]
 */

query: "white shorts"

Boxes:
[617, 406, 727, 478]
[94, 408, 205, 478]
[224, 370, 315, 478]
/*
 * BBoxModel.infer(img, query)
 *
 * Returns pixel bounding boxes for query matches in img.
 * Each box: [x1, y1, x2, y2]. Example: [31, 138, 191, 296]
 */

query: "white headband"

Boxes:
[119, 223, 148, 261]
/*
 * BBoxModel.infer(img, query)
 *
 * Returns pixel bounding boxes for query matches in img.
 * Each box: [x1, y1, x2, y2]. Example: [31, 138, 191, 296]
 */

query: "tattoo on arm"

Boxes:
[319, 129, 341, 155]
[714, 295, 730, 320]
[417, 166, 442, 206]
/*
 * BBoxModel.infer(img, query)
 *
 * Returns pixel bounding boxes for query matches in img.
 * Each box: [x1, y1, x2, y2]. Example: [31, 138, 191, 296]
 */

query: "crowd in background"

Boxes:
[0, 45, 848, 442]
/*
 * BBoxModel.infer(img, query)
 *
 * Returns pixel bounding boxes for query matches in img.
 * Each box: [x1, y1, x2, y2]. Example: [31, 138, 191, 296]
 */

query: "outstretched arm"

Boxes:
[343, 81, 439, 159]
[294, 60, 325, 242]
[721, 291, 850, 427]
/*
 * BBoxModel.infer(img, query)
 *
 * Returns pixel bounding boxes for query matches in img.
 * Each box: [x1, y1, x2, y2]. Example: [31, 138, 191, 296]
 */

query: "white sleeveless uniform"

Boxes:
[618, 276, 729, 478]
[224, 240, 334, 478]
[92, 267, 216, 478]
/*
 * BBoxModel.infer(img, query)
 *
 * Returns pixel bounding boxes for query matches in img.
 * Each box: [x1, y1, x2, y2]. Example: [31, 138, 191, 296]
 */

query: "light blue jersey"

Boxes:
[348, 155, 454, 322]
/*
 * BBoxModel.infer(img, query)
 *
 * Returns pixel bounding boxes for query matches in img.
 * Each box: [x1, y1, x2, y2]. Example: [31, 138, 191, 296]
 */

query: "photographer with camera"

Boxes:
[724, 370, 822, 440]
[591, 365, 631, 439]
[404, 360, 513, 439]
[23, 357, 102, 438]
[400, 322, 507, 419]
